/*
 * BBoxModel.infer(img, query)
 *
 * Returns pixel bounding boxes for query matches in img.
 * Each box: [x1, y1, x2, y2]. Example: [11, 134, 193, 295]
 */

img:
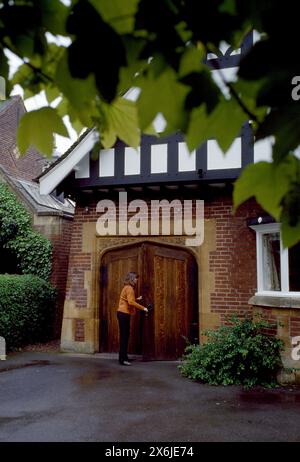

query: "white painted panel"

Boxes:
[153, 113, 166, 133]
[178, 142, 196, 172]
[253, 30, 261, 45]
[125, 147, 140, 175]
[99, 148, 115, 177]
[75, 153, 90, 178]
[254, 137, 274, 163]
[207, 138, 241, 170]
[207, 52, 219, 60]
[219, 40, 241, 55]
[294, 145, 300, 159]
[151, 144, 168, 173]
[124, 86, 141, 101]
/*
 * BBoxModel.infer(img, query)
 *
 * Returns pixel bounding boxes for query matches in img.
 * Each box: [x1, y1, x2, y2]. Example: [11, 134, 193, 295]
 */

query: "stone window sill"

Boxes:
[249, 295, 300, 309]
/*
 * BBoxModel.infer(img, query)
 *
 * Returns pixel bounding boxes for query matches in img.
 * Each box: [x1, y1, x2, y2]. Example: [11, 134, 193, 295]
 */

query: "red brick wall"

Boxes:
[75, 319, 85, 342]
[49, 218, 74, 337]
[206, 197, 259, 322]
[291, 318, 300, 338]
[65, 212, 91, 308]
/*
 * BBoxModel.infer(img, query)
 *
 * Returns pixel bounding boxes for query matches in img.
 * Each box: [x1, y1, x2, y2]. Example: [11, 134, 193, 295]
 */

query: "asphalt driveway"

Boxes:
[0, 351, 300, 442]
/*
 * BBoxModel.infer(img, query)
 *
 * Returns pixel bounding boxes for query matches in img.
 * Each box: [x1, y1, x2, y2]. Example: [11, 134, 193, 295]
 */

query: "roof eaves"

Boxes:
[35, 127, 95, 181]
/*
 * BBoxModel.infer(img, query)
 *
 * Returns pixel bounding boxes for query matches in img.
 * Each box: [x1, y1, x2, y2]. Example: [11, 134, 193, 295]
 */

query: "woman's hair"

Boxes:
[124, 272, 139, 286]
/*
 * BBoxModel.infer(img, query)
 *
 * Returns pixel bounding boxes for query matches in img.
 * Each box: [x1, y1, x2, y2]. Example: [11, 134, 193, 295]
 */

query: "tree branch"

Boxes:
[0, 39, 53, 84]
[206, 47, 259, 123]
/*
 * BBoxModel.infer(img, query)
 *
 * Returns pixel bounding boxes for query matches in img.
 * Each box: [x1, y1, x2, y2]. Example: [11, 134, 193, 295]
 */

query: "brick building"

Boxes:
[37, 37, 300, 375]
[0, 96, 74, 336]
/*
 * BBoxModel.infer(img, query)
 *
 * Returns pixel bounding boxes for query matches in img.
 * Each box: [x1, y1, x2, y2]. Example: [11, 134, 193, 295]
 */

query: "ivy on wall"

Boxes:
[0, 181, 52, 280]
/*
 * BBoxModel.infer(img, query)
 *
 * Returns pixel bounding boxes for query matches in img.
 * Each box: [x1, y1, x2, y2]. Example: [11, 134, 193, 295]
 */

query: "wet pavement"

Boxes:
[0, 351, 300, 442]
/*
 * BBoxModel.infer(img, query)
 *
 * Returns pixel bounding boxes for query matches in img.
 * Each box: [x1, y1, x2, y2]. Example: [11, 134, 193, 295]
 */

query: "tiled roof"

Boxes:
[0, 164, 74, 217]
[17, 177, 74, 216]
[0, 96, 48, 181]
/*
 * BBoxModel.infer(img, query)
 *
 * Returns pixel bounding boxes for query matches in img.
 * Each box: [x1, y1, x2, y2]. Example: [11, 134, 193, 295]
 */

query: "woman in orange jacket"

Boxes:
[117, 272, 148, 366]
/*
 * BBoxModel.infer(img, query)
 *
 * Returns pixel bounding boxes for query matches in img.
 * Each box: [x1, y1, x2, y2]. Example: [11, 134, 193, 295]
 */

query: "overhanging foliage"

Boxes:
[0, 0, 300, 245]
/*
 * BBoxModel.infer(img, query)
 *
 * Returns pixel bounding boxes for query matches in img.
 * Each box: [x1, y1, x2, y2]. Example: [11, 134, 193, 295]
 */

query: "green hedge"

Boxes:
[0, 274, 56, 350]
[0, 181, 52, 280]
[178, 315, 284, 388]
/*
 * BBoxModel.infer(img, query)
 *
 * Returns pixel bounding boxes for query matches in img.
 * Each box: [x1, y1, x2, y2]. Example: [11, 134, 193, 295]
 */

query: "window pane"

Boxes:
[289, 242, 300, 291]
[262, 233, 281, 291]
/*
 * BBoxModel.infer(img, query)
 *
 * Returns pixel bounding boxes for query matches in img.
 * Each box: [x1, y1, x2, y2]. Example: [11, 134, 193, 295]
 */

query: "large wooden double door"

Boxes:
[100, 242, 198, 360]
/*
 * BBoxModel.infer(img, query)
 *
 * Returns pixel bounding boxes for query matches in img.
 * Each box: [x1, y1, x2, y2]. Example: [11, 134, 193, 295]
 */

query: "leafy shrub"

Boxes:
[0, 274, 56, 350]
[0, 182, 52, 280]
[178, 315, 284, 388]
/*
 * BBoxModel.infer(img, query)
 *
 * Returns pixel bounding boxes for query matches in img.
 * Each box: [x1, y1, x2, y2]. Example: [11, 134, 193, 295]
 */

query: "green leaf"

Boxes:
[40, 0, 69, 36]
[40, 43, 65, 80]
[280, 171, 300, 247]
[23, 87, 35, 100]
[179, 45, 205, 78]
[143, 123, 159, 136]
[55, 52, 99, 127]
[15, 34, 35, 58]
[137, 68, 190, 133]
[232, 78, 268, 123]
[100, 126, 117, 149]
[90, 0, 139, 34]
[182, 68, 221, 113]
[11, 63, 33, 88]
[272, 107, 300, 163]
[118, 61, 145, 96]
[186, 97, 247, 152]
[56, 97, 84, 135]
[67, 1, 126, 102]
[11, 62, 45, 99]
[219, 0, 237, 15]
[101, 97, 140, 148]
[0, 48, 9, 85]
[17, 107, 68, 156]
[211, 99, 248, 152]
[281, 219, 300, 248]
[233, 158, 297, 219]
[69, 117, 85, 137]
[44, 84, 61, 103]
[117, 36, 147, 94]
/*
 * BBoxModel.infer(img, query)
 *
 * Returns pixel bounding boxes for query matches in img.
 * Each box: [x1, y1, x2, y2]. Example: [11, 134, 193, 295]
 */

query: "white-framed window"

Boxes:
[250, 223, 300, 296]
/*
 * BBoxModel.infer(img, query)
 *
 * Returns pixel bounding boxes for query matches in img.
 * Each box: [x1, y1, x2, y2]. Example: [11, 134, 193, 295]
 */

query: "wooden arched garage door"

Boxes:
[100, 242, 198, 360]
